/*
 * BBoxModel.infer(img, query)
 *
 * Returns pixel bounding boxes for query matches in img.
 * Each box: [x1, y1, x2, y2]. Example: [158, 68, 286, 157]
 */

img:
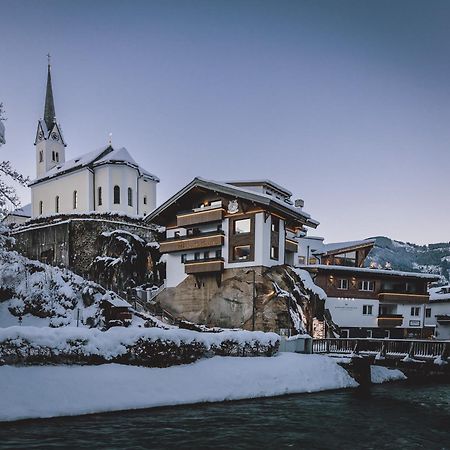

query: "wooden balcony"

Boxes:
[160, 231, 225, 253]
[184, 257, 224, 275]
[177, 207, 224, 227]
[377, 314, 403, 327]
[378, 292, 428, 304]
[285, 238, 298, 253]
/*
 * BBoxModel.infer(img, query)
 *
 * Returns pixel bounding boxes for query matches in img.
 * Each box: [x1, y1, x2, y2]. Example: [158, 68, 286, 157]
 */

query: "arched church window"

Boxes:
[98, 187, 102, 206]
[128, 187, 133, 207]
[114, 185, 120, 204]
[39, 151, 43, 163]
[143, 195, 147, 205]
[55, 196, 59, 213]
[39, 201, 43, 215]
[52, 151, 55, 161]
[73, 191, 78, 209]
[56, 152, 59, 162]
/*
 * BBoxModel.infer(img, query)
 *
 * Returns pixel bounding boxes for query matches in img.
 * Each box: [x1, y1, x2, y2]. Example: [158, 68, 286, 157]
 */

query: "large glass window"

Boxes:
[271, 217, 280, 232]
[113, 185, 120, 204]
[233, 245, 251, 261]
[270, 246, 279, 260]
[233, 218, 251, 234]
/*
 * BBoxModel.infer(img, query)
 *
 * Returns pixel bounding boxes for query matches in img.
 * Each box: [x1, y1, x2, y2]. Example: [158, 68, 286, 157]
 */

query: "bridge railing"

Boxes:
[313, 338, 449, 360]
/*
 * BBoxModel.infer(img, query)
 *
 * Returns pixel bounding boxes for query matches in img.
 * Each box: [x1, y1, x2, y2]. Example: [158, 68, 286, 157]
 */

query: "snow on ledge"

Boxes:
[0, 353, 358, 422]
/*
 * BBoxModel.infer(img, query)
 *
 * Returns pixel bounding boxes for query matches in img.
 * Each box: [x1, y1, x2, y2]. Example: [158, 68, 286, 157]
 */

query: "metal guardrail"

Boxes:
[313, 338, 449, 360]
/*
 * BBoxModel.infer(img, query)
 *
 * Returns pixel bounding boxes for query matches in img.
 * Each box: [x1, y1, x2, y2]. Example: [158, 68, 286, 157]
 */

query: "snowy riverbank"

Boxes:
[0, 353, 357, 422]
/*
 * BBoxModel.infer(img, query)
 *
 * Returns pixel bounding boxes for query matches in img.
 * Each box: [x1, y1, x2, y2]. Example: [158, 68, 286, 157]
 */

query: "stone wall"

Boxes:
[156, 265, 326, 334]
[11, 214, 159, 279]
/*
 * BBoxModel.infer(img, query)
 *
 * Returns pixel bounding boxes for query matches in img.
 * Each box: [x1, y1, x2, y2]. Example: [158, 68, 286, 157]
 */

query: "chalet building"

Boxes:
[145, 177, 319, 288]
[426, 286, 450, 339]
[29, 61, 159, 219]
[299, 239, 440, 339]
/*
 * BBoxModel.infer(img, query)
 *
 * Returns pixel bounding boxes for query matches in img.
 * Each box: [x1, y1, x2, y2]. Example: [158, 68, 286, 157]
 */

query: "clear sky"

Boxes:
[1, 0, 449, 244]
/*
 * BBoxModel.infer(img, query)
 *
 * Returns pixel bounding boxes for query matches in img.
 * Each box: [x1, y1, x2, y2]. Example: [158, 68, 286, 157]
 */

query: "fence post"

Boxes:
[441, 343, 449, 362]
[407, 341, 415, 359]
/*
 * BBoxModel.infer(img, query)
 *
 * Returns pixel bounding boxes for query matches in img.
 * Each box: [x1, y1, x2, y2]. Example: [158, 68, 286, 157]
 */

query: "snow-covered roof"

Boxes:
[102, 295, 132, 308]
[303, 264, 440, 280]
[30, 145, 159, 186]
[9, 203, 32, 218]
[146, 177, 319, 228]
[429, 286, 450, 302]
[317, 239, 376, 255]
[227, 180, 293, 198]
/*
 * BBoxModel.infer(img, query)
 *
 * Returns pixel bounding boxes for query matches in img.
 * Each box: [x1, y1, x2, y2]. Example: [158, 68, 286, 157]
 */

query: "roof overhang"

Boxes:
[145, 177, 319, 228]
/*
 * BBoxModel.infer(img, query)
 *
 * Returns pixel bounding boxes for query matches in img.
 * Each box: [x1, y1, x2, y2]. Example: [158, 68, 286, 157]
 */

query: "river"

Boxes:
[1, 383, 449, 449]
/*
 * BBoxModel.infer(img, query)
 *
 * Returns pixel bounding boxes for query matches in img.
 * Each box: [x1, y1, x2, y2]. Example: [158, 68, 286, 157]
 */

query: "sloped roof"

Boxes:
[304, 264, 440, 281]
[30, 145, 159, 186]
[313, 239, 376, 256]
[145, 177, 319, 228]
[227, 180, 293, 198]
[9, 203, 32, 218]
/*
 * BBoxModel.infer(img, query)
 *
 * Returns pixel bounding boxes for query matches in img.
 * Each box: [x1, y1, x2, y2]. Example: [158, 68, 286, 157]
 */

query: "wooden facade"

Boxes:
[184, 258, 225, 274]
[160, 231, 225, 253]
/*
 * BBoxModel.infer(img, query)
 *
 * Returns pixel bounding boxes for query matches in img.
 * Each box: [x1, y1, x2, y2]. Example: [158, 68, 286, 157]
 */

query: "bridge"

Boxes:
[313, 338, 450, 386]
[313, 338, 449, 362]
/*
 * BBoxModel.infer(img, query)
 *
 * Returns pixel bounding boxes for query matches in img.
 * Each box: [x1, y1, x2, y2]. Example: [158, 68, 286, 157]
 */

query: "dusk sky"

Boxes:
[1, 0, 449, 244]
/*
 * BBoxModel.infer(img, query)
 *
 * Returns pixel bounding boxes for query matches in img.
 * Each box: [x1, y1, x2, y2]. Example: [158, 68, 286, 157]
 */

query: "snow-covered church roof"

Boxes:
[30, 145, 159, 186]
[8, 203, 32, 218]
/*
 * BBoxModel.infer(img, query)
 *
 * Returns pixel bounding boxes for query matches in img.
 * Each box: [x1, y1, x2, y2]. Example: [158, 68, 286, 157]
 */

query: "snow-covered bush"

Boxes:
[0, 326, 280, 367]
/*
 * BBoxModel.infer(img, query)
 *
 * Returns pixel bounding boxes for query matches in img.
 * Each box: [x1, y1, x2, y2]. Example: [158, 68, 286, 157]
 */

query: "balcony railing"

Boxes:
[378, 292, 428, 304]
[377, 314, 403, 327]
[184, 257, 225, 275]
[176, 207, 224, 227]
[160, 231, 225, 253]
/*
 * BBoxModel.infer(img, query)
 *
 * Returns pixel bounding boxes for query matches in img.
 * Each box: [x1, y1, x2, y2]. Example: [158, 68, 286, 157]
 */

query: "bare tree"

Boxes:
[0, 103, 29, 218]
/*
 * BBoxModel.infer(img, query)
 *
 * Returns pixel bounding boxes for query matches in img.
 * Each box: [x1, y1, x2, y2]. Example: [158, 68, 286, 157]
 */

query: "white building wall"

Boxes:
[425, 302, 450, 339]
[35, 136, 66, 178]
[31, 169, 93, 217]
[325, 297, 379, 328]
[166, 253, 188, 288]
[138, 178, 157, 215]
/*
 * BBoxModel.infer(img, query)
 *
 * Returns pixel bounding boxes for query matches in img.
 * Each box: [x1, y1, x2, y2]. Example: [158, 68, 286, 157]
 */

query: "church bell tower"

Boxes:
[34, 56, 66, 178]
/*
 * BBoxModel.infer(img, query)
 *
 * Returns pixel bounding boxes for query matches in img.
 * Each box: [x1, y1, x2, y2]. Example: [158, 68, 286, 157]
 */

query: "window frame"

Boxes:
[363, 304, 373, 315]
[233, 245, 251, 261]
[113, 185, 120, 204]
[233, 218, 251, 235]
[127, 187, 133, 207]
[73, 190, 78, 210]
[338, 279, 349, 290]
[98, 187, 102, 206]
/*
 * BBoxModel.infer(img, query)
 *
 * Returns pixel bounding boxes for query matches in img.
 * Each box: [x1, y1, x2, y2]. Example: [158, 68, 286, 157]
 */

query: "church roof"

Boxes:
[7, 203, 32, 218]
[29, 145, 159, 186]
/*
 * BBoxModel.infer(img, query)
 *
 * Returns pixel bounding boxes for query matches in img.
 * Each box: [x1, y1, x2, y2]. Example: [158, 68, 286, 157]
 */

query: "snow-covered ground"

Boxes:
[370, 365, 407, 384]
[0, 353, 357, 422]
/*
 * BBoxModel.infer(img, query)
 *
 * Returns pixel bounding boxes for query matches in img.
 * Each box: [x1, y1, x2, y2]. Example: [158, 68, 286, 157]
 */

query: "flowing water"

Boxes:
[1, 383, 449, 449]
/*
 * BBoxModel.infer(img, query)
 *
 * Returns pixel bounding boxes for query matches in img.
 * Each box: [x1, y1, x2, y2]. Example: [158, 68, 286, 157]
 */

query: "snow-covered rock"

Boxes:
[370, 365, 407, 384]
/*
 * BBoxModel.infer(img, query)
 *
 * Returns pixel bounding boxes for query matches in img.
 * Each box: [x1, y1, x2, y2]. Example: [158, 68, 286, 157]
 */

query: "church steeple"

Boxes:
[35, 56, 66, 178]
[44, 54, 56, 130]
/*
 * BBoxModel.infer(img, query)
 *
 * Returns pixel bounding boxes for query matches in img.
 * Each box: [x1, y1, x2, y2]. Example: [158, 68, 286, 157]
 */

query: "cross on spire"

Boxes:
[47, 53, 51, 66]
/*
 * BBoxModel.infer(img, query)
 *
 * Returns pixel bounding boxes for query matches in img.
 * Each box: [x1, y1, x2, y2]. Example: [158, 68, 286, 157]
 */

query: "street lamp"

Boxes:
[246, 269, 256, 331]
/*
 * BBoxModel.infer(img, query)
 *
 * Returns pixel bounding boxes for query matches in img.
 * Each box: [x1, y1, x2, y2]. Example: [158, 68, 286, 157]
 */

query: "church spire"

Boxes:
[44, 54, 56, 130]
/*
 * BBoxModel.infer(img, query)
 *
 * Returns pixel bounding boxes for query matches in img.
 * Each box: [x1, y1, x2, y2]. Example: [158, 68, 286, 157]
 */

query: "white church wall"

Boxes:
[105, 165, 140, 215]
[138, 177, 157, 216]
[31, 169, 93, 217]
[35, 135, 65, 179]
